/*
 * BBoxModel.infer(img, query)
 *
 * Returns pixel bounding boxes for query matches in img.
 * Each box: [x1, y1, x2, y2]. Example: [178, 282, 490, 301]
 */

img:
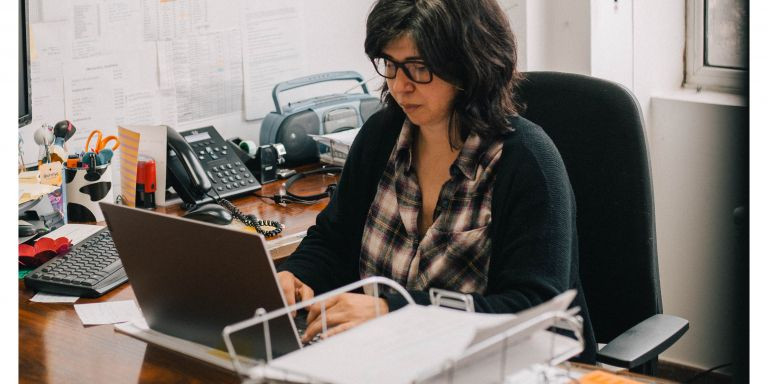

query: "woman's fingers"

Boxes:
[298, 284, 315, 302]
[302, 311, 346, 343]
[323, 322, 356, 338]
[276, 271, 297, 309]
[306, 295, 338, 325]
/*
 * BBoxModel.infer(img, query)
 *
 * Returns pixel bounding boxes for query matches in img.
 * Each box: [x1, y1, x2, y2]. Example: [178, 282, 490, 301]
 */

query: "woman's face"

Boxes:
[382, 35, 458, 131]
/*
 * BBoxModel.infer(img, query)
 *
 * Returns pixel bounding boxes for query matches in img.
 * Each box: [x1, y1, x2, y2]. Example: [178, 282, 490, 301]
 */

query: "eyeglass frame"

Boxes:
[371, 56, 434, 84]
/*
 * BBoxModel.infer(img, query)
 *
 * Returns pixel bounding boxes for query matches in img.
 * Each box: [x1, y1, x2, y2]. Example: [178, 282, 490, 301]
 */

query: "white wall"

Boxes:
[19, 0, 379, 168]
[506, 0, 748, 371]
[652, 92, 747, 369]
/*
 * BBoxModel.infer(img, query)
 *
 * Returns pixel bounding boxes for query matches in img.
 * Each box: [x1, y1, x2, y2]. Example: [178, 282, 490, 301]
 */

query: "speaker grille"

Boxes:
[278, 110, 321, 165]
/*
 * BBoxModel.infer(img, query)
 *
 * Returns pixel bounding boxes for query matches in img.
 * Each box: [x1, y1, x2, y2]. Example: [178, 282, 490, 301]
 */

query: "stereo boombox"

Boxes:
[259, 71, 381, 166]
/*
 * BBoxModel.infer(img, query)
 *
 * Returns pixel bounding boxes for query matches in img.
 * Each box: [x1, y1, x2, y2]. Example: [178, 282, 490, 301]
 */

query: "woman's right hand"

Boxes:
[276, 271, 315, 316]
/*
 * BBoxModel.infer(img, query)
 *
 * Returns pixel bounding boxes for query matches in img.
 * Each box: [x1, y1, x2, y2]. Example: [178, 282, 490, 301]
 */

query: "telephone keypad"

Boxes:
[178, 126, 261, 202]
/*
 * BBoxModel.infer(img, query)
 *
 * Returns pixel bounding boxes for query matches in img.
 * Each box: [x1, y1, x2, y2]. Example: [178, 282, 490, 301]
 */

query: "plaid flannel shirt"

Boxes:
[360, 120, 504, 294]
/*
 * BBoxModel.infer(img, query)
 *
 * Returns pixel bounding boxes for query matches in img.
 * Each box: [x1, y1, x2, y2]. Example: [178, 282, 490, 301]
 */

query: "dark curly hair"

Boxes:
[364, 0, 522, 147]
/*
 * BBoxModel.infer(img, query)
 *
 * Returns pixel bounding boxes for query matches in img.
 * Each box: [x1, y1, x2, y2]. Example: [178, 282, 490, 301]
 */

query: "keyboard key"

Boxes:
[102, 260, 122, 275]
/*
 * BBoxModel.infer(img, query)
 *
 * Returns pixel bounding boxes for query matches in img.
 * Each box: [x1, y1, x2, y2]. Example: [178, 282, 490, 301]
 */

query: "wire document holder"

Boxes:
[222, 277, 585, 384]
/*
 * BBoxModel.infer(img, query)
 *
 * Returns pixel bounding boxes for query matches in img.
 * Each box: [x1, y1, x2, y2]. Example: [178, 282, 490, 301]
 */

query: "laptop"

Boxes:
[99, 202, 302, 360]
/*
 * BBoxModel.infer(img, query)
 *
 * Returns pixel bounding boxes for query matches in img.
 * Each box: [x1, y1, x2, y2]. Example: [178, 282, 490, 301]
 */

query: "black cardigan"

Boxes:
[277, 107, 596, 362]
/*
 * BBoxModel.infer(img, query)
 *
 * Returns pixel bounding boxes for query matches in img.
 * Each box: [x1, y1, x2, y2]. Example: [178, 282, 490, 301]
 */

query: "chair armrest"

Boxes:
[597, 314, 689, 369]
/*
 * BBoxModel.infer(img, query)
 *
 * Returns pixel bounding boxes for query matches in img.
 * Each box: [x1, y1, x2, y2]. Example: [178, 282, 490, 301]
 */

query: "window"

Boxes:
[685, 0, 747, 92]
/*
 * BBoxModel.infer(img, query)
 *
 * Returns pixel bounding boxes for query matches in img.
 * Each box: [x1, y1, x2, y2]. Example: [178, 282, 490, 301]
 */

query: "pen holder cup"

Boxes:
[64, 163, 114, 223]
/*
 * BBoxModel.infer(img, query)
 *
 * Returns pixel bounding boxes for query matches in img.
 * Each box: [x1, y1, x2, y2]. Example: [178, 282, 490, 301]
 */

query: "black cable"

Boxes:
[283, 166, 341, 202]
[683, 362, 733, 383]
[204, 190, 283, 238]
[253, 167, 341, 205]
[253, 193, 319, 205]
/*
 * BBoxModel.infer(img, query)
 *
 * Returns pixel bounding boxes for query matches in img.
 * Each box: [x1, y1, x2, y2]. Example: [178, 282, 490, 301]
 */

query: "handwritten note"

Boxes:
[39, 162, 63, 186]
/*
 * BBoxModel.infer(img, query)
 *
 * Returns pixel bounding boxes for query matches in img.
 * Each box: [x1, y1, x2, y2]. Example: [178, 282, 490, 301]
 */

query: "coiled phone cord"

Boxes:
[205, 192, 284, 238]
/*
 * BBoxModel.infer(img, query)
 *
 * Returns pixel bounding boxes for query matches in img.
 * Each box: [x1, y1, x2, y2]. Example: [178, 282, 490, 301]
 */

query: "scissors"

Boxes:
[85, 130, 120, 153]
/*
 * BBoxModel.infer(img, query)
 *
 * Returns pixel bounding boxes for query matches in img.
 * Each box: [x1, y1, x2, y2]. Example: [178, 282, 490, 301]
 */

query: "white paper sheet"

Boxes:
[170, 30, 244, 122]
[268, 306, 506, 384]
[74, 300, 143, 325]
[42, 223, 105, 245]
[24, 22, 68, 164]
[29, 57, 65, 126]
[143, 0, 242, 42]
[30, 292, 80, 303]
[267, 291, 577, 384]
[241, 0, 306, 120]
[69, 0, 143, 59]
[156, 40, 175, 90]
[36, 0, 70, 23]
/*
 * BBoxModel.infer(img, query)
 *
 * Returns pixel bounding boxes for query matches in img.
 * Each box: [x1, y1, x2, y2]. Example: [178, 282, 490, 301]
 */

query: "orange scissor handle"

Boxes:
[85, 130, 121, 153]
[85, 130, 103, 153]
[97, 135, 120, 152]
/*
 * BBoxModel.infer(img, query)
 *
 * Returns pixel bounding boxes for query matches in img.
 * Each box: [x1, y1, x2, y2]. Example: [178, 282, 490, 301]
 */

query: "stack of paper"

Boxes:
[311, 128, 360, 166]
[115, 285, 582, 384]
[264, 291, 581, 384]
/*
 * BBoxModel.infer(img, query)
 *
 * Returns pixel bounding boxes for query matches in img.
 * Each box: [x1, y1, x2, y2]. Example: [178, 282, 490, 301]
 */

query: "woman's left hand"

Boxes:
[302, 293, 389, 343]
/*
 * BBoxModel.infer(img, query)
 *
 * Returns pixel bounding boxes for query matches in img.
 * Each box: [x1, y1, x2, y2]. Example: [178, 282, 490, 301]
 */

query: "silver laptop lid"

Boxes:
[99, 202, 301, 359]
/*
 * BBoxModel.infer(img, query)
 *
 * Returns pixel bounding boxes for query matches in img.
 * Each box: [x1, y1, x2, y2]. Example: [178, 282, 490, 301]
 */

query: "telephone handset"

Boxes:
[165, 126, 282, 237]
[166, 126, 212, 205]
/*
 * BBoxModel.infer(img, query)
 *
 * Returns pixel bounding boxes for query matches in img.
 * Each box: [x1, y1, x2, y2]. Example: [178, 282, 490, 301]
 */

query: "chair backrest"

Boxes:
[516, 71, 662, 344]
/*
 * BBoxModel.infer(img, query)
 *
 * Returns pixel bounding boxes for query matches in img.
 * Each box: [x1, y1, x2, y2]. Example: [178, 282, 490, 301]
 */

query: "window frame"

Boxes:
[684, 0, 747, 93]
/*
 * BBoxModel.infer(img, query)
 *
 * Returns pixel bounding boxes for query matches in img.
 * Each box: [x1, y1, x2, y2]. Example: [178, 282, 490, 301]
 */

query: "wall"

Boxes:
[652, 92, 747, 369]
[19, 0, 379, 170]
[505, 0, 748, 371]
[502, 0, 591, 74]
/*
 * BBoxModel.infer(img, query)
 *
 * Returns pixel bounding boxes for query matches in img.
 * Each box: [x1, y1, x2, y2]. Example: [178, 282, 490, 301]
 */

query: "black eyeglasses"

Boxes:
[372, 57, 434, 84]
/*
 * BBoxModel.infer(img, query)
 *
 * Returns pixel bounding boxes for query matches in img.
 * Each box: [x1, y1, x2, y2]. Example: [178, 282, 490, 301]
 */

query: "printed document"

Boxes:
[266, 290, 578, 384]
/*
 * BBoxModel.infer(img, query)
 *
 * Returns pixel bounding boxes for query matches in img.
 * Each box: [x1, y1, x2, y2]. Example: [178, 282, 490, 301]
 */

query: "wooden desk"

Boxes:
[18, 170, 671, 383]
[19, 171, 338, 384]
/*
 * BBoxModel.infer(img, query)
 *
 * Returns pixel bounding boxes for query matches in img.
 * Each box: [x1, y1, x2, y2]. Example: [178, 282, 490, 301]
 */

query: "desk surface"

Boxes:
[19, 171, 337, 384]
[18, 171, 670, 384]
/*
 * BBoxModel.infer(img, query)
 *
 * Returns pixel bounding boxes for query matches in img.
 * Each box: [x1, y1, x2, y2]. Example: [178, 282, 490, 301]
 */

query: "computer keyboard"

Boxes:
[294, 309, 324, 346]
[24, 227, 127, 298]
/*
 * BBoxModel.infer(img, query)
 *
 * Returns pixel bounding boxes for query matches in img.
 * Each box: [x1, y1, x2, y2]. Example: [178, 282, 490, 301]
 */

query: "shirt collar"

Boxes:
[394, 119, 417, 172]
[394, 119, 503, 180]
[452, 133, 485, 180]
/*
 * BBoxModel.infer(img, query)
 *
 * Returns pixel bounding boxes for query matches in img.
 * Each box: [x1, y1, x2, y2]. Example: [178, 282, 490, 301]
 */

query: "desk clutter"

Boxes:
[24, 226, 127, 298]
[114, 277, 586, 384]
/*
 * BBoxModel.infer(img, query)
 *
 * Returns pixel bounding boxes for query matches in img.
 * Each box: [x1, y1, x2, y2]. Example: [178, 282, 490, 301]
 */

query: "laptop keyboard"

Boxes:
[24, 228, 128, 298]
[294, 310, 323, 346]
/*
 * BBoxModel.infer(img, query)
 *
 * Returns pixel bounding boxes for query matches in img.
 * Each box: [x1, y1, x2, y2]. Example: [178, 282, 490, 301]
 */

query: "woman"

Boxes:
[277, 0, 596, 362]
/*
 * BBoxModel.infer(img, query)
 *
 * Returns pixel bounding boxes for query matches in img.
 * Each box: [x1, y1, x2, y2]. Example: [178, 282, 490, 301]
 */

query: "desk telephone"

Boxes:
[166, 126, 282, 237]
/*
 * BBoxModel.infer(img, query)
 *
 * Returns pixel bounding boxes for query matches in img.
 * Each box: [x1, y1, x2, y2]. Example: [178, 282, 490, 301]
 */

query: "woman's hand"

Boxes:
[302, 293, 388, 343]
[276, 271, 314, 316]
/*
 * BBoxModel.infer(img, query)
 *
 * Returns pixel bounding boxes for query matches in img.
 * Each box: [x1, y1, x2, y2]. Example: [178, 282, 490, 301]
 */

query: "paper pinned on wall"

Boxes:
[241, 0, 307, 120]
[172, 30, 244, 123]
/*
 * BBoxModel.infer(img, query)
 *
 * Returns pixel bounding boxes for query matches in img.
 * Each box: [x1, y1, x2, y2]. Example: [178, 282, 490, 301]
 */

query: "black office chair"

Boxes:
[516, 71, 689, 375]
